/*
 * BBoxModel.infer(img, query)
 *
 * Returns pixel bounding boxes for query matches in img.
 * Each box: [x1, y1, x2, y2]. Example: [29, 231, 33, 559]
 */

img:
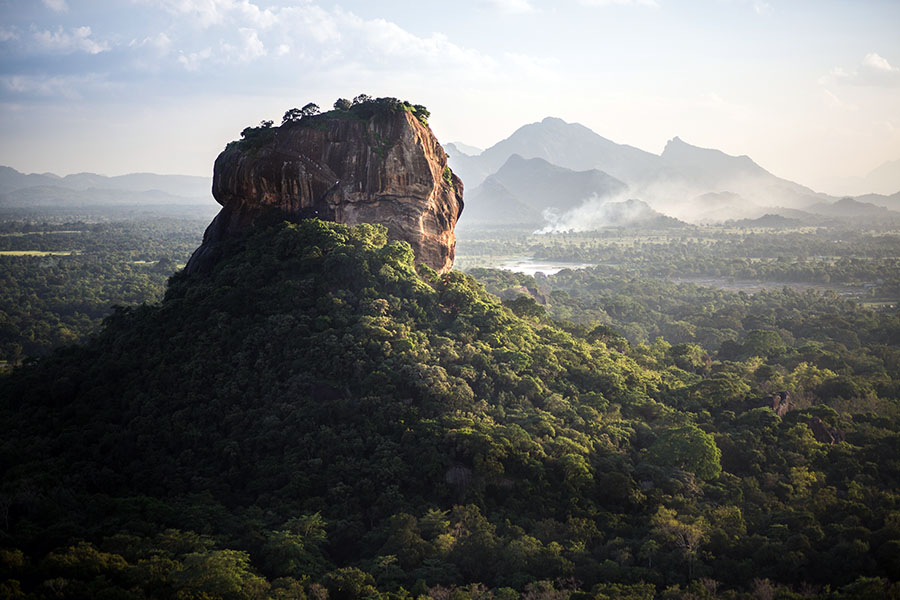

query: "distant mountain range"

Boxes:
[0, 166, 213, 208]
[822, 158, 900, 197]
[447, 117, 659, 188]
[445, 141, 483, 157]
[4, 123, 899, 230]
[461, 154, 627, 227]
[447, 117, 900, 228]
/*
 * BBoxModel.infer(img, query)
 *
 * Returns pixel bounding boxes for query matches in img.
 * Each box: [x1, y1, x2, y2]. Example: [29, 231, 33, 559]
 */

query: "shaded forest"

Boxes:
[1, 219, 898, 599]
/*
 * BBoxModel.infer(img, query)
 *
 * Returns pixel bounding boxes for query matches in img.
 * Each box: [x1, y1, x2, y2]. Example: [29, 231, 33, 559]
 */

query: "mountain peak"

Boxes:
[662, 136, 706, 156]
[540, 116, 567, 126]
[662, 137, 759, 170]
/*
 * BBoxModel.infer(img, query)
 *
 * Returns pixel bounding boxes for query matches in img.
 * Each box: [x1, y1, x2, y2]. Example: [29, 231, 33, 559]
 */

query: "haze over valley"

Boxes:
[446, 117, 900, 231]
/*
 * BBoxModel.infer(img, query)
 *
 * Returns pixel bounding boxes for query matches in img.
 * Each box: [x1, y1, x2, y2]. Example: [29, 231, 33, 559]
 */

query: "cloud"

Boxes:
[752, 1, 771, 14]
[42, 0, 69, 12]
[482, 0, 536, 14]
[822, 89, 858, 112]
[130, 32, 172, 55]
[578, 0, 658, 6]
[33, 26, 110, 54]
[0, 27, 19, 42]
[862, 52, 898, 73]
[503, 52, 560, 81]
[175, 27, 273, 69]
[140, 0, 276, 28]
[337, 12, 489, 71]
[827, 52, 900, 87]
[177, 47, 213, 71]
[143, 0, 224, 27]
[1, 74, 101, 99]
[222, 28, 266, 63]
[125, 0, 504, 80]
[76, 0, 535, 89]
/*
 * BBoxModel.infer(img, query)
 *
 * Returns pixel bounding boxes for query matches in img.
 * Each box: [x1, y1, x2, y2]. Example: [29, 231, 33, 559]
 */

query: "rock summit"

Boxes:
[186, 98, 464, 274]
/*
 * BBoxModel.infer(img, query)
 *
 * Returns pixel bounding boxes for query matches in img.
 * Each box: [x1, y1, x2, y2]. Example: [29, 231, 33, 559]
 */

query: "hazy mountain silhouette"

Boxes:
[444, 141, 483, 157]
[488, 154, 626, 211]
[448, 118, 841, 225]
[807, 197, 899, 218]
[649, 137, 827, 213]
[449, 117, 660, 188]
[448, 117, 900, 226]
[726, 214, 803, 228]
[863, 159, 900, 195]
[855, 190, 900, 212]
[461, 154, 627, 227]
[0, 165, 212, 200]
[461, 178, 541, 226]
[823, 158, 900, 196]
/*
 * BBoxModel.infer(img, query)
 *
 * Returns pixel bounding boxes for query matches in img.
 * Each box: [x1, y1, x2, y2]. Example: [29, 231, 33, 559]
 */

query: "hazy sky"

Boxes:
[1, 0, 898, 194]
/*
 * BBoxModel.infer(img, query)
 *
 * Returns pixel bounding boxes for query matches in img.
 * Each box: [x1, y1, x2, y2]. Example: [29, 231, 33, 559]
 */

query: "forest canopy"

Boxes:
[0, 219, 898, 599]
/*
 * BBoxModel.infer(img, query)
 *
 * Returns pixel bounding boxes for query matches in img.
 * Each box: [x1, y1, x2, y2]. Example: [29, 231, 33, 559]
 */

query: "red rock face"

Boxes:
[186, 110, 463, 274]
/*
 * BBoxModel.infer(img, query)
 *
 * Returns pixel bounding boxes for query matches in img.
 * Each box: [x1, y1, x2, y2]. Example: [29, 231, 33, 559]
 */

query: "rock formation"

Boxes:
[807, 416, 845, 445]
[767, 391, 792, 417]
[185, 103, 464, 274]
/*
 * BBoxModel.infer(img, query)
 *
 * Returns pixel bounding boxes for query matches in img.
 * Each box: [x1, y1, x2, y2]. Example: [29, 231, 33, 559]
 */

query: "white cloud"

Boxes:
[503, 52, 560, 81]
[823, 89, 857, 111]
[483, 0, 536, 14]
[177, 47, 212, 70]
[145, 0, 223, 27]
[222, 27, 266, 63]
[579, 0, 658, 6]
[274, 4, 342, 45]
[133, 1, 528, 84]
[332, 9, 493, 75]
[752, 1, 771, 14]
[176, 28, 265, 69]
[1, 74, 99, 99]
[140, 0, 276, 28]
[130, 32, 172, 55]
[827, 52, 900, 87]
[33, 26, 110, 54]
[0, 27, 19, 42]
[42, 0, 69, 12]
[862, 52, 898, 73]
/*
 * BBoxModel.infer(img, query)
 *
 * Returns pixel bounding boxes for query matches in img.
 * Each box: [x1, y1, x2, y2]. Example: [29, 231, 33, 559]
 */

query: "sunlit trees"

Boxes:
[646, 424, 722, 480]
[651, 507, 709, 580]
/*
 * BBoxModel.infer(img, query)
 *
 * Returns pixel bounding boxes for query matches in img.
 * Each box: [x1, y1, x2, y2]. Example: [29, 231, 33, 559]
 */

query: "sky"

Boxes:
[0, 0, 899, 195]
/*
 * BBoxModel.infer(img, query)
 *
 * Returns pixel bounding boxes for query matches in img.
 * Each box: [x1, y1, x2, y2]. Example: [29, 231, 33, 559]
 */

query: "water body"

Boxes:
[497, 256, 596, 277]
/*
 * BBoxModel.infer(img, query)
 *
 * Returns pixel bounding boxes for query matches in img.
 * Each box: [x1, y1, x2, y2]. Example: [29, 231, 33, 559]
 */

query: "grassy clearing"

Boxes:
[0, 250, 78, 256]
[0, 231, 85, 237]
[862, 300, 898, 309]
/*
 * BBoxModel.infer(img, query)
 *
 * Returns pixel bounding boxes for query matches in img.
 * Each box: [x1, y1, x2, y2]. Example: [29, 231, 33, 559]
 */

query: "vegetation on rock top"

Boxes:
[226, 95, 431, 153]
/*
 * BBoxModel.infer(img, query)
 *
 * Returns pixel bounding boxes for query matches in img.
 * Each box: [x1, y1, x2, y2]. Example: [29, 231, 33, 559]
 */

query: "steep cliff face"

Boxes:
[186, 109, 463, 274]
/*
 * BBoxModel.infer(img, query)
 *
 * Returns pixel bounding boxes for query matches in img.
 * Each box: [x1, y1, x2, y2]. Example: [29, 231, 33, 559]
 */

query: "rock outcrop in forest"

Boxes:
[186, 98, 464, 274]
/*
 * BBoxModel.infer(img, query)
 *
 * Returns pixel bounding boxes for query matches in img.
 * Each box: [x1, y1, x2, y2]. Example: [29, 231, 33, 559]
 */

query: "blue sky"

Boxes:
[1, 0, 898, 194]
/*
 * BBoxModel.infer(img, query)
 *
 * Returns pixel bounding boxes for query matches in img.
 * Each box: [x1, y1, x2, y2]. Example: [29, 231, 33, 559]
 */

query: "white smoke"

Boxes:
[535, 173, 821, 232]
[537, 192, 654, 233]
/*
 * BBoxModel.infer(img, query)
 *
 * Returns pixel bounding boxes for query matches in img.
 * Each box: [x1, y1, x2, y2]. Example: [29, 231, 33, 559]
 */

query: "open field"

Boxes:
[0, 250, 78, 256]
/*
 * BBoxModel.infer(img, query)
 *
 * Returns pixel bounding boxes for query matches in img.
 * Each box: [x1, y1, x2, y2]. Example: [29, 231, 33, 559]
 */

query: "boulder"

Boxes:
[807, 416, 845, 445]
[186, 106, 463, 274]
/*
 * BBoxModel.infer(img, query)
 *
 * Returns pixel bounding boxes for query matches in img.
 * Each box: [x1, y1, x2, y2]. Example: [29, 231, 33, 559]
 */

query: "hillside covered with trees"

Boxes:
[1, 219, 899, 599]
